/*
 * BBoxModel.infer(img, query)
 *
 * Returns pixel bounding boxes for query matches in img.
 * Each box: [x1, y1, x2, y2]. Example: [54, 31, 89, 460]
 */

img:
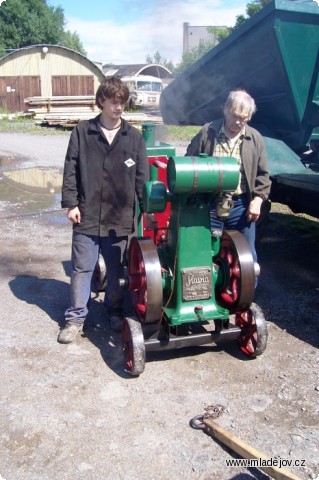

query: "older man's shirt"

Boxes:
[213, 126, 248, 195]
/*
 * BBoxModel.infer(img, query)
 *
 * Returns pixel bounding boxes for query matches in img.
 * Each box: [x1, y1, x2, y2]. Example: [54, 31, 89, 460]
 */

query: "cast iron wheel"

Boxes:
[92, 252, 107, 292]
[122, 317, 145, 376]
[215, 230, 255, 313]
[127, 237, 163, 324]
[235, 302, 268, 357]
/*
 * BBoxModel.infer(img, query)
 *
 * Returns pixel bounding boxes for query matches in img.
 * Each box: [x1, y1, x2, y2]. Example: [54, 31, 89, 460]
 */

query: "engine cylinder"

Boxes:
[167, 155, 239, 194]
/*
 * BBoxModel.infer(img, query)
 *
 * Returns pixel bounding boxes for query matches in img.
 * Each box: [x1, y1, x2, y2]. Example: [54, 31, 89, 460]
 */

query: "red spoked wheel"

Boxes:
[215, 230, 256, 313]
[122, 317, 145, 376]
[235, 302, 268, 357]
[127, 237, 163, 324]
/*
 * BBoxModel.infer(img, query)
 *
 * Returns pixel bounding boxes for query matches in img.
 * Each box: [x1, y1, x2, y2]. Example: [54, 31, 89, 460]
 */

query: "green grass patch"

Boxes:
[0, 115, 71, 135]
[0, 115, 200, 141]
[155, 124, 200, 143]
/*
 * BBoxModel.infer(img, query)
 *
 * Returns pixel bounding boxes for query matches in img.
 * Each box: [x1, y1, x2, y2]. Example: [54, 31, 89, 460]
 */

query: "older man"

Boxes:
[186, 89, 271, 264]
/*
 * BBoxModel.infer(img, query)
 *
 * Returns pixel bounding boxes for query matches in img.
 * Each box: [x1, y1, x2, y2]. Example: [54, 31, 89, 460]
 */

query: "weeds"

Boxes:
[0, 115, 70, 135]
[0, 115, 200, 141]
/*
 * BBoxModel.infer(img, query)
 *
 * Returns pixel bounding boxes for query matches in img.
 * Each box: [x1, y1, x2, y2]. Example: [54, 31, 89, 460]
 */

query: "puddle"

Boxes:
[0, 151, 25, 169]
[0, 166, 63, 218]
[2, 167, 63, 194]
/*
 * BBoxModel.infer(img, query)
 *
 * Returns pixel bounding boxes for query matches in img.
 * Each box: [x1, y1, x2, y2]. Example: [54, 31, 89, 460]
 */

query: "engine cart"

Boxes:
[121, 151, 268, 376]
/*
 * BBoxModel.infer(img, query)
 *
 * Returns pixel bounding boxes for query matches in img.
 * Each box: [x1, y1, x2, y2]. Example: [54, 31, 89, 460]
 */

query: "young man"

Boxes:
[186, 89, 271, 264]
[58, 77, 149, 343]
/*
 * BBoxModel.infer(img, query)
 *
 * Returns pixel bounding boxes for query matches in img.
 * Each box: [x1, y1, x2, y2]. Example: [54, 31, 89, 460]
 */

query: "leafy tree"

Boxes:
[233, 15, 247, 29]
[61, 30, 86, 56]
[207, 26, 232, 43]
[0, 0, 86, 57]
[173, 39, 215, 75]
[234, 0, 271, 28]
[147, 36, 219, 77]
[146, 51, 175, 73]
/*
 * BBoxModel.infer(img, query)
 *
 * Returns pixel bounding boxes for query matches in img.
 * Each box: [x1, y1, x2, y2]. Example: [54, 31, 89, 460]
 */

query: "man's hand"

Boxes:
[246, 196, 263, 222]
[67, 206, 81, 224]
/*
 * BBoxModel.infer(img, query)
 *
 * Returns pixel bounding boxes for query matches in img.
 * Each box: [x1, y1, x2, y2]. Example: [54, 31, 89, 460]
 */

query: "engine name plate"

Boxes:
[182, 267, 212, 301]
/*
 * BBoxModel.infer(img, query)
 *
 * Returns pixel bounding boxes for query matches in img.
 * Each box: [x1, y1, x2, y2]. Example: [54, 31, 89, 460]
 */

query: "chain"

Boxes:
[190, 404, 225, 430]
[203, 403, 225, 419]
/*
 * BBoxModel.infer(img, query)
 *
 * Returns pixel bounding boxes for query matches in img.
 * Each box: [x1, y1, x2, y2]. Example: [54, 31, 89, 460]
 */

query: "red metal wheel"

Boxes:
[127, 237, 163, 324]
[122, 317, 145, 376]
[215, 230, 256, 313]
[235, 302, 268, 357]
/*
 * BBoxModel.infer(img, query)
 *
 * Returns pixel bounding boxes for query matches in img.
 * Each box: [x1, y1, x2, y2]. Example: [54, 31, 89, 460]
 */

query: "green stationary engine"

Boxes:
[122, 153, 268, 376]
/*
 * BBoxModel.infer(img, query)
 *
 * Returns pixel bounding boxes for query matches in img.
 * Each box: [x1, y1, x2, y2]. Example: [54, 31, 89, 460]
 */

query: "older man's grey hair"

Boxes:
[224, 90, 257, 120]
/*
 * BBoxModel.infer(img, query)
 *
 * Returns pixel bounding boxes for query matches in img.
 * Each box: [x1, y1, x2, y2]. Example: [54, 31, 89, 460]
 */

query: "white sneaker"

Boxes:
[57, 322, 83, 344]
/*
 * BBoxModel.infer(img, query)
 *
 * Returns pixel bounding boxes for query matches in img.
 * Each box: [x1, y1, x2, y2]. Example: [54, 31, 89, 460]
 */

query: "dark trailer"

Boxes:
[160, 0, 319, 217]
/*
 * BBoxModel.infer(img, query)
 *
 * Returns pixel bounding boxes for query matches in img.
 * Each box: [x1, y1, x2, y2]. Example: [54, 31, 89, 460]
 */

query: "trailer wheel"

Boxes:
[122, 317, 145, 376]
[92, 253, 107, 292]
[235, 302, 268, 357]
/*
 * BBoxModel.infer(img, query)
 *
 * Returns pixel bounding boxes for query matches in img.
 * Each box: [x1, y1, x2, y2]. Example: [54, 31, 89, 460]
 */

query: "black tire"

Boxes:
[92, 253, 107, 292]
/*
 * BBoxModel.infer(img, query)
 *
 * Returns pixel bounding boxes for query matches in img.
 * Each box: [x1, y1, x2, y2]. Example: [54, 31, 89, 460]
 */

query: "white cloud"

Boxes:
[66, 0, 247, 65]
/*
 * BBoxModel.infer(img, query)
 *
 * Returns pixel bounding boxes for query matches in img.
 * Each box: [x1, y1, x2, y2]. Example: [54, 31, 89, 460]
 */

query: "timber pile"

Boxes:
[24, 95, 99, 127]
[24, 95, 163, 127]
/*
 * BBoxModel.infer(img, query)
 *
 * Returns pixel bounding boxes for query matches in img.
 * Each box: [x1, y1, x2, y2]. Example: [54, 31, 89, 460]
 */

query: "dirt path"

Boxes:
[0, 133, 318, 480]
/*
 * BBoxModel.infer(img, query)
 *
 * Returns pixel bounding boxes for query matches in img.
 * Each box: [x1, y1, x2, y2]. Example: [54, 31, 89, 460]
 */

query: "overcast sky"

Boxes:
[47, 0, 249, 64]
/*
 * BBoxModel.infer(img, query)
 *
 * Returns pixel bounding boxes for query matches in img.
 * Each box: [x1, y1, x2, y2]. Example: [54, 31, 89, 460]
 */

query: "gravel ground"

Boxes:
[0, 132, 318, 480]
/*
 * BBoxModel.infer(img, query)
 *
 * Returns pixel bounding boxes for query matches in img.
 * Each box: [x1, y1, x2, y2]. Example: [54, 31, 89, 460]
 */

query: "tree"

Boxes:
[145, 51, 175, 73]
[61, 31, 86, 56]
[173, 39, 215, 75]
[0, 0, 86, 57]
[207, 26, 232, 43]
[234, 0, 272, 29]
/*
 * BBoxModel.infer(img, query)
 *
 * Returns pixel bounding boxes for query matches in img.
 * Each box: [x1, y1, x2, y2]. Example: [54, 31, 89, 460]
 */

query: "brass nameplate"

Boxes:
[182, 267, 212, 301]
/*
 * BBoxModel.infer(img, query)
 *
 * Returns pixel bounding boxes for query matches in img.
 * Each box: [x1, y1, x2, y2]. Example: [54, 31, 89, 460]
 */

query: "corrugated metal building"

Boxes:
[0, 44, 105, 113]
[102, 63, 172, 78]
[102, 63, 173, 88]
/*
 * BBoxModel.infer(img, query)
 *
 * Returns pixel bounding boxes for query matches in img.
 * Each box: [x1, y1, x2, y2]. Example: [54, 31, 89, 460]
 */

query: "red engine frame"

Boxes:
[139, 154, 171, 246]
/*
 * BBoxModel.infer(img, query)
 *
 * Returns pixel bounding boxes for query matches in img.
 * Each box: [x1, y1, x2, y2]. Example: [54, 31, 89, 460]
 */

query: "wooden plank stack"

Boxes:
[24, 95, 162, 127]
